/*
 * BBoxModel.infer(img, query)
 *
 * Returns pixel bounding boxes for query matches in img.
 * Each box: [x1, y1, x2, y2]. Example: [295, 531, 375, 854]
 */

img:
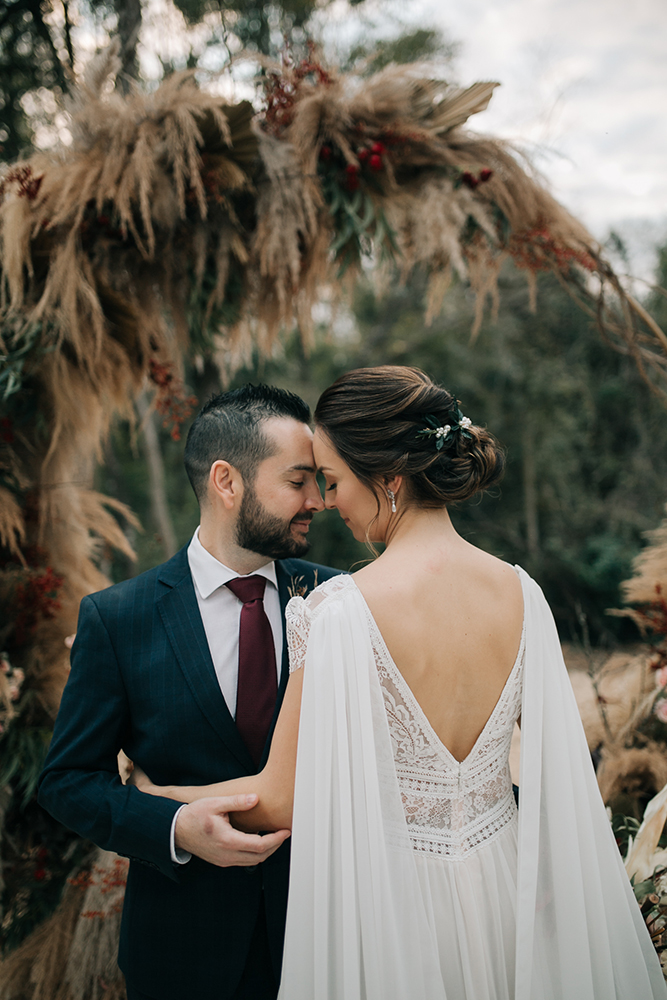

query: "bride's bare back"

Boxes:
[354, 531, 524, 763]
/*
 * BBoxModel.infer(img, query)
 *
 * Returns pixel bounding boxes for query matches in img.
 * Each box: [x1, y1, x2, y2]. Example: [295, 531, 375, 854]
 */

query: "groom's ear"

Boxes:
[209, 460, 243, 510]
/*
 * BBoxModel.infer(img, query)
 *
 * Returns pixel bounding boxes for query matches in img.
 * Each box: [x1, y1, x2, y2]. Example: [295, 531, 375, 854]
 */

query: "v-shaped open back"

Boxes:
[287, 573, 525, 859]
[352, 577, 526, 766]
[354, 576, 525, 858]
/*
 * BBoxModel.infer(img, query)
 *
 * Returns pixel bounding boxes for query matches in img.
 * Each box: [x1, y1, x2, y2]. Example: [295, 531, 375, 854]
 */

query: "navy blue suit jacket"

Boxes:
[38, 544, 339, 1000]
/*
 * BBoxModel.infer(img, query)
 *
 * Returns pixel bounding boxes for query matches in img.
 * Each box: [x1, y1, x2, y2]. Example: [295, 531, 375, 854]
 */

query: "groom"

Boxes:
[39, 384, 339, 1000]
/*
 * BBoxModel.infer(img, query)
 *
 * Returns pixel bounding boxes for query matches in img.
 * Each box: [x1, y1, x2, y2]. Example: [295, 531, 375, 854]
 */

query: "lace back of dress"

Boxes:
[286, 573, 525, 860]
[365, 608, 525, 860]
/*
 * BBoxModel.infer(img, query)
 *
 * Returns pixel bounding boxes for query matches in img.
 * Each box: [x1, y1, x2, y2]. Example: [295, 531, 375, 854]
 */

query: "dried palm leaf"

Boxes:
[626, 782, 667, 881]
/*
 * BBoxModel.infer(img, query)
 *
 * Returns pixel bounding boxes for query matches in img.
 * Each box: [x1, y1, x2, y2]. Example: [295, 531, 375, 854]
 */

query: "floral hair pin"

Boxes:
[417, 406, 473, 451]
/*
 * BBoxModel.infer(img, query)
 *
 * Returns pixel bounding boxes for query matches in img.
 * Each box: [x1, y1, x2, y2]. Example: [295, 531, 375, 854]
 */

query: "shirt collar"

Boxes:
[187, 526, 278, 600]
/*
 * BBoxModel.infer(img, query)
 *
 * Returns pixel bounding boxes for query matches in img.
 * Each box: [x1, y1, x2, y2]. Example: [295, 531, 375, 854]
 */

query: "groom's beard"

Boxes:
[235, 485, 312, 560]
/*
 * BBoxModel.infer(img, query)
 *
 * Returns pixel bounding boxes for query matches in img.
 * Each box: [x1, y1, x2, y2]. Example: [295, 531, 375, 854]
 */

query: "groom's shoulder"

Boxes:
[85, 546, 190, 616]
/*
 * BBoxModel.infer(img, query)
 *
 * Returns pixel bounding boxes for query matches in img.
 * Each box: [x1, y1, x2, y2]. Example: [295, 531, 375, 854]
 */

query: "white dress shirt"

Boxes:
[170, 527, 284, 863]
[186, 526, 283, 713]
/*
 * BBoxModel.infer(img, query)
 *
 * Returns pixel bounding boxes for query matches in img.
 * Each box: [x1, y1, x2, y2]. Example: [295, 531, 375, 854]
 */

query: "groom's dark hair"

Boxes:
[184, 383, 311, 505]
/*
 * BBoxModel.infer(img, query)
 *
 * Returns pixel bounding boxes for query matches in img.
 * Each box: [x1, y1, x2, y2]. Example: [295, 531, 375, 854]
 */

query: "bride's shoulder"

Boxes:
[306, 572, 353, 610]
[286, 573, 353, 623]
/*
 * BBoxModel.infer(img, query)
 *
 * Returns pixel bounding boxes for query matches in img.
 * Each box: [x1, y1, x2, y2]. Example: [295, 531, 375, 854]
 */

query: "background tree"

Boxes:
[0, 0, 72, 159]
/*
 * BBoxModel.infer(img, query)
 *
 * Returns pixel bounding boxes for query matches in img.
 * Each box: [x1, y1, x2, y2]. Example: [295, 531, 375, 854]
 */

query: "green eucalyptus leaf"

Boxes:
[376, 206, 401, 256]
[331, 221, 356, 255]
[343, 189, 362, 218]
[327, 187, 342, 215]
[360, 193, 376, 231]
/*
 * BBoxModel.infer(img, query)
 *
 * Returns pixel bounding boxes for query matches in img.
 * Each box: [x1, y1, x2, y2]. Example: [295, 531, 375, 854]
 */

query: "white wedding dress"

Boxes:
[277, 569, 667, 1000]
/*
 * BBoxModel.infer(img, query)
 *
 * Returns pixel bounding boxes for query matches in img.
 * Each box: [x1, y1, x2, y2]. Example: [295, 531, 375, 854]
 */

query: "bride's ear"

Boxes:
[384, 475, 403, 497]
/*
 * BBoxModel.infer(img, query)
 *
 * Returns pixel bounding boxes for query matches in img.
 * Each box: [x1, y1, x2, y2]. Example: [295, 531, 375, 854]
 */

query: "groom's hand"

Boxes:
[175, 794, 290, 867]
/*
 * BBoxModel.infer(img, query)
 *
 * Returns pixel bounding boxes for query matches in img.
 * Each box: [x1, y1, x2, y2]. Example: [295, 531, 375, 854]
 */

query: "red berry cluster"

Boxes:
[200, 165, 225, 205]
[509, 225, 596, 274]
[185, 158, 227, 207]
[320, 141, 387, 192]
[33, 846, 49, 882]
[263, 53, 332, 136]
[68, 869, 96, 890]
[0, 417, 13, 444]
[79, 201, 125, 242]
[358, 141, 386, 174]
[148, 359, 198, 442]
[461, 168, 493, 190]
[13, 566, 64, 645]
[69, 858, 129, 919]
[0, 165, 43, 202]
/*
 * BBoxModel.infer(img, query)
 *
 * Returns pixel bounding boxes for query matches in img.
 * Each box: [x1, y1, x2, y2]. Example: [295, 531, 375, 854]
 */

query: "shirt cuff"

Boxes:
[170, 804, 192, 864]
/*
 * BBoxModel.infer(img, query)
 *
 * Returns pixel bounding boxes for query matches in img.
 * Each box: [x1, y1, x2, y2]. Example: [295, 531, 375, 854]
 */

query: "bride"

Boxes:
[133, 366, 666, 999]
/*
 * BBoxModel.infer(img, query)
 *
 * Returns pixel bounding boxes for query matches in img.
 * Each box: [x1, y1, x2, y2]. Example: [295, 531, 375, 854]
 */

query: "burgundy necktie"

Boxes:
[226, 575, 278, 767]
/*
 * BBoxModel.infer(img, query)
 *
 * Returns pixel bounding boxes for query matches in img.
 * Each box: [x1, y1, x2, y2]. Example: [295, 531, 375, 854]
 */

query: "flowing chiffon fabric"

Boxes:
[277, 569, 666, 1000]
[415, 822, 519, 998]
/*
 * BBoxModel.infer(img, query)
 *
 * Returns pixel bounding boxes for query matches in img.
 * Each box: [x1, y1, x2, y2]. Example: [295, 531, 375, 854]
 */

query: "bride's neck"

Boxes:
[382, 505, 458, 551]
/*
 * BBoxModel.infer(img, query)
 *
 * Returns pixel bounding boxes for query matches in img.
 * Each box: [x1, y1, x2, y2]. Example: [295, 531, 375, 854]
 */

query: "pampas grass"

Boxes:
[624, 507, 667, 606]
[0, 850, 127, 1000]
[0, 874, 87, 1000]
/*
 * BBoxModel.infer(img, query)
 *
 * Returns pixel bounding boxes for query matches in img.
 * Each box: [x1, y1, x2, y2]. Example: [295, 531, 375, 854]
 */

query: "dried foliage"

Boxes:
[626, 783, 667, 882]
[624, 508, 667, 606]
[576, 522, 667, 967]
[595, 508, 667, 812]
[623, 788, 667, 973]
[599, 743, 667, 812]
[0, 848, 126, 1000]
[571, 526, 667, 968]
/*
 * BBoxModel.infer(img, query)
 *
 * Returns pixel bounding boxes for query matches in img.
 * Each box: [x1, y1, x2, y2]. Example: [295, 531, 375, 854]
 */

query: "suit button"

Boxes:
[245, 865, 258, 874]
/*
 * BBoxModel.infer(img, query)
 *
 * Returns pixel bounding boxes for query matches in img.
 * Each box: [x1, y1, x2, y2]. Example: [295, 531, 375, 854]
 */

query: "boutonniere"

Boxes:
[287, 571, 318, 599]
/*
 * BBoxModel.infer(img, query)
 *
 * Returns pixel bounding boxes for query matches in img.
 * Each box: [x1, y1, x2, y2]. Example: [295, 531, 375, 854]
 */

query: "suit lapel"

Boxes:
[276, 560, 294, 693]
[157, 551, 254, 772]
[255, 559, 308, 767]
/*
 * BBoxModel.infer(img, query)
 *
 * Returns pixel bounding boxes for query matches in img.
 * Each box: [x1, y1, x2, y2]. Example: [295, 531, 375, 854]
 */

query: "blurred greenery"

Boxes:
[345, 27, 458, 75]
[0, 0, 70, 159]
[173, 0, 319, 56]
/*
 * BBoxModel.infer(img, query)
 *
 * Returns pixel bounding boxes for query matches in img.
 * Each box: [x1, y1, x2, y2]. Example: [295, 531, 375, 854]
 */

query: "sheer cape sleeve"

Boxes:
[515, 566, 666, 999]
[278, 571, 667, 1000]
[280, 576, 447, 1000]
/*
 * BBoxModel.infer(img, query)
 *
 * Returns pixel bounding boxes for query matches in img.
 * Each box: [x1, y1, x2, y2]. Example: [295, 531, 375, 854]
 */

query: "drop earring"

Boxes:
[387, 489, 397, 513]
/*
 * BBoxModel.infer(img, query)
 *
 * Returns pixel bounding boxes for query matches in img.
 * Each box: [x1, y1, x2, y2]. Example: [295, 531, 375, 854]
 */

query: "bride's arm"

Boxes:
[131, 670, 303, 833]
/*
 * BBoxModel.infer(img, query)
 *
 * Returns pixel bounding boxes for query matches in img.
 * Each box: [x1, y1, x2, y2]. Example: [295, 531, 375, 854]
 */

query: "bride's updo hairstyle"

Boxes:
[314, 366, 504, 508]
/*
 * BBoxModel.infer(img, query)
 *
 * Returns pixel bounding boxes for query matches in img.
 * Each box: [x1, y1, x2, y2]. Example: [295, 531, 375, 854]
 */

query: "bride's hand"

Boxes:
[127, 763, 160, 795]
